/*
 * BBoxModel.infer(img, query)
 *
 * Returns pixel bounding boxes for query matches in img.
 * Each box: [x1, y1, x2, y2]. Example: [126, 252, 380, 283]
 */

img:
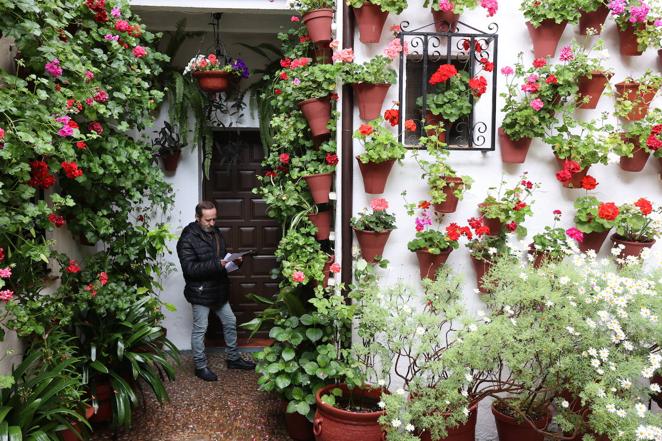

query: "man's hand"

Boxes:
[221, 260, 227, 267]
[235, 257, 243, 264]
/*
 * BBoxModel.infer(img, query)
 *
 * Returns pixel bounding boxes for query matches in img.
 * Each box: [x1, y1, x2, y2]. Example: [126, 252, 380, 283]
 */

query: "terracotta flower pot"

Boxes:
[617, 24, 644, 56]
[353, 83, 391, 121]
[611, 234, 655, 260]
[352, 3, 388, 44]
[161, 150, 181, 172]
[419, 404, 478, 441]
[577, 72, 612, 109]
[478, 204, 503, 236]
[615, 81, 658, 121]
[299, 97, 332, 136]
[192, 70, 231, 93]
[578, 229, 610, 254]
[285, 411, 315, 441]
[431, 9, 460, 33]
[314, 384, 384, 441]
[303, 172, 333, 204]
[498, 127, 532, 164]
[415, 248, 453, 280]
[313, 41, 333, 64]
[88, 380, 113, 424]
[526, 20, 568, 59]
[357, 157, 395, 194]
[303, 8, 334, 43]
[554, 156, 590, 189]
[308, 210, 331, 240]
[579, 5, 610, 35]
[59, 406, 94, 441]
[354, 228, 392, 263]
[470, 255, 492, 294]
[425, 112, 451, 144]
[529, 245, 549, 269]
[620, 147, 650, 172]
[433, 176, 464, 214]
[492, 402, 550, 441]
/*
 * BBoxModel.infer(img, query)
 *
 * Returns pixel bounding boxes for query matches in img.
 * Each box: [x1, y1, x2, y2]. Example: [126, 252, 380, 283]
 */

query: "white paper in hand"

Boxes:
[224, 260, 239, 273]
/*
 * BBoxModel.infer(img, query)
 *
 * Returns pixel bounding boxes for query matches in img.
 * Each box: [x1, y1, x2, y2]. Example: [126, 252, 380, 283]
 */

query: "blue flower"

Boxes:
[231, 58, 249, 79]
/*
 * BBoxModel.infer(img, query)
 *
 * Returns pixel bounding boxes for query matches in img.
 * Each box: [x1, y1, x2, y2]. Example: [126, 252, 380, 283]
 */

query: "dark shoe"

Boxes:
[227, 358, 256, 370]
[194, 367, 218, 381]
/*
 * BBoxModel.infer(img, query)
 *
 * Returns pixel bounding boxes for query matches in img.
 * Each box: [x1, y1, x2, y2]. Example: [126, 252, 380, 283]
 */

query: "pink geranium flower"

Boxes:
[111, 6, 122, 17]
[480, 0, 498, 16]
[290, 16, 300, 22]
[332, 48, 354, 63]
[292, 271, 305, 283]
[559, 45, 574, 61]
[0, 127, 5, 139]
[370, 198, 389, 211]
[45, 59, 63, 77]
[0, 290, 14, 302]
[500, 66, 513, 75]
[329, 262, 341, 273]
[85, 70, 94, 81]
[99, 272, 109, 286]
[0, 267, 12, 279]
[530, 98, 544, 111]
[133, 46, 147, 58]
[566, 227, 584, 243]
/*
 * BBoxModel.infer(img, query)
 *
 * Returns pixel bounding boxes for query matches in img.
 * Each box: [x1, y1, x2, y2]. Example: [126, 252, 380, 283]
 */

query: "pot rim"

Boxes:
[415, 247, 453, 255]
[491, 400, 551, 427]
[302, 171, 334, 179]
[192, 70, 231, 78]
[353, 227, 393, 235]
[298, 96, 330, 106]
[611, 233, 656, 246]
[303, 7, 334, 16]
[355, 155, 396, 165]
[315, 383, 386, 420]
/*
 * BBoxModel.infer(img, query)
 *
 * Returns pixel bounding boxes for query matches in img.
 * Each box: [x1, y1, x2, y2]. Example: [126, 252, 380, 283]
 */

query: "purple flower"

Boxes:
[45, 58, 63, 77]
[104, 34, 120, 41]
[55, 115, 71, 124]
[500, 66, 513, 75]
[231, 58, 249, 79]
[608, 0, 626, 15]
[559, 45, 574, 61]
[655, 19, 662, 26]
[58, 126, 73, 137]
[111, 6, 121, 18]
[629, 3, 650, 23]
[566, 227, 584, 243]
[530, 98, 544, 111]
[293, 78, 301, 86]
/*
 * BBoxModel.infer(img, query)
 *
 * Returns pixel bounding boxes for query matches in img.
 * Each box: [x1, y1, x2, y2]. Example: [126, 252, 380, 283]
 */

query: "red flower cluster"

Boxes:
[418, 200, 431, 209]
[94, 90, 109, 103]
[462, 40, 483, 52]
[279, 153, 290, 164]
[66, 259, 81, 273]
[404, 119, 417, 132]
[0, 247, 4, 262]
[274, 88, 282, 95]
[533, 58, 547, 68]
[290, 57, 312, 69]
[598, 202, 619, 221]
[646, 124, 662, 151]
[88, 121, 103, 135]
[279, 72, 288, 80]
[48, 213, 65, 227]
[99, 272, 109, 286]
[61, 161, 83, 179]
[634, 198, 652, 215]
[429, 64, 457, 85]
[581, 175, 598, 190]
[555, 159, 582, 184]
[359, 124, 374, 136]
[480, 58, 494, 72]
[66, 99, 83, 112]
[506, 221, 517, 232]
[468, 217, 491, 236]
[384, 109, 399, 127]
[520, 179, 533, 189]
[85, 0, 108, 23]
[280, 58, 292, 68]
[469, 76, 487, 97]
[76, 141, 87, 150]
[264, 170, 277, 178]
[325, 153, 338, 165]
[513, 200, 527, 211]
[28, 160, 56, 189]
[84, 283, 97, 297]
[299, 35, 311, 43]
[545, 74, 558, 85]
[446, 223, 473, 241]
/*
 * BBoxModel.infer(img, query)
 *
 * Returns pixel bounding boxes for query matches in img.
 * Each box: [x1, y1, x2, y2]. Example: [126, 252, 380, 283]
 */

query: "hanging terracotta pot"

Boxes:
[308, 210, 331, 240]
[314, 384, 385, 441]
[554, 156, 590, 189]
[161, 150, 181, 172]
[302, 8, 334, 43]
[577, 71, 612, 109]
[425, 112, 451, 144]
[431, 9, 460, 33]
[419, 404, 478, 441]
[578, 5, 610, 35]
[356, 157, 395, 194]
[492, 402, 550, 441]
[192, 70, 231, 93]
[415, 248, 453, 280]
[299, 97, 331, 136]
[433, 176, 464, 214]
[578, 229, 610, 254]
[617, 24, 644, 56]
[615, 81, 658, 121]
[529, 245, 549, 269]
[619, 134, 649, 172]
[303, 172, 333, 204]
[526, 20, 568, 59]
[478, 203, 503, 235]
[285, 411, 315, 441]
[312, 41, 333, 64]
[498, 127, 532, 164]
[611, 234, 655, 260]
[354, 228, 392, 263]
[470, 255, 492, 294]
[352, 3, 389, 44]
[353, 83, 391, 121]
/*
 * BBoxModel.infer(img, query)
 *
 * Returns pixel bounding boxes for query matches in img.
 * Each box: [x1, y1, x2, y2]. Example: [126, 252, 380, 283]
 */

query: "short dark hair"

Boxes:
[195, 201, 216, 218]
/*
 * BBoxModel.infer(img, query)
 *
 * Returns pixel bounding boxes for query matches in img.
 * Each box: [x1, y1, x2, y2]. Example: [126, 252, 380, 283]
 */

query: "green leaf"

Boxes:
[275, 375, 291, 389]
[305, 328, 323, 343]
[282, 347, 295, 362]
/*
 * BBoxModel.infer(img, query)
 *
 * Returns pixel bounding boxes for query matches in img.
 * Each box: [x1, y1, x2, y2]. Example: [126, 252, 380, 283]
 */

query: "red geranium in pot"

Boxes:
[465, 217, 512, 293]
[352, 198, 397, 263]
[610, 198, 660, 261]
[573, 196, 616, 254]
[290, 0, 336, 43]
[613, 110, 662, 172]
[478, 174, 538, 238]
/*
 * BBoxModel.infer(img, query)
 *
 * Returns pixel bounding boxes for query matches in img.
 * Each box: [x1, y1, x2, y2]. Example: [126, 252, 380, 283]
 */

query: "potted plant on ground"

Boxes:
[288, 0, 336, 43]
[529, 210, 582, 268]
[611, 109, 662, 172]
[342, 51, 398, 121]
[614, 71, 662, 122]
[423, 0, 499, 32]
[184, 53, 249, 93]
[573, 196, 617, 253]
[610, 0, 662, 55]
[478, 174, 538, 238]
[611, 198, 660, 260]
[464, 217, 514, 293]
[520, 0, 581, 58]
[345, 0, 408, 43]
[416, 63, 489, 144]
[351, 198, 397, 263]
[577, 0, 610, 35]
[354, 116, 406, 194]
[152, 121, 187, 172]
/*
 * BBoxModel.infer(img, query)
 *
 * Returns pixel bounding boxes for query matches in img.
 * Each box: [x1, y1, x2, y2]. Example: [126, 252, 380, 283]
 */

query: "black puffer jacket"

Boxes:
[176, 221, 229, 306]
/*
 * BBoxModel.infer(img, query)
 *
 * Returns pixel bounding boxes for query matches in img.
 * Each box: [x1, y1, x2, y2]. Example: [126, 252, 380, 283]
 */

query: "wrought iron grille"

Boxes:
[397, 20, 499, 151]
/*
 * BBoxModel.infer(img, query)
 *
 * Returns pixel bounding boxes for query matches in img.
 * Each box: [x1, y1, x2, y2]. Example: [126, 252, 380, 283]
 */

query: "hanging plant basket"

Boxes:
[192, 70, 231, 93]
[353, 83, 391, 121]
[352, 3, 388, 44]
[498, 127, 532, 164]
[431, 9, 460, 33]
[617, 24, 644, 56]
[578, 229, 610, 254]
[298, 97, 331, 137]
[615, 81, 658, 121]
[302, 8, 334, 43]
[415, 248, 453, 280]
[356, 157, 395, 194]
[577, 71, 612, 109]
[303, 172, 333, 204]
[433, 176, 464, 214]
[526, 20, 568, 59]
[619, 134, 649, 172]
[578, 5, 610, 35]
[354, 228, 392, 263]
[160, 150, 181, 172]
[611, 234, 655, 260]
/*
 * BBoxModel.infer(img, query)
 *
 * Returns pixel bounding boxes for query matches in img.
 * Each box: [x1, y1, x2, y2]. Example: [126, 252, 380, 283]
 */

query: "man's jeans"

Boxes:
[191, 302, 239, 369]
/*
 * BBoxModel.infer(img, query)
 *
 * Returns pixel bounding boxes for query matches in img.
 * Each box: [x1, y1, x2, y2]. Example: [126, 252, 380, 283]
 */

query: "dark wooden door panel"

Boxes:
[203, 130, 280, 342]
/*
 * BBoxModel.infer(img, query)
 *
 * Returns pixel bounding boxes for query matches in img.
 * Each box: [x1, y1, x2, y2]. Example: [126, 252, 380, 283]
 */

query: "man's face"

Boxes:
[197, 208, 217, 232]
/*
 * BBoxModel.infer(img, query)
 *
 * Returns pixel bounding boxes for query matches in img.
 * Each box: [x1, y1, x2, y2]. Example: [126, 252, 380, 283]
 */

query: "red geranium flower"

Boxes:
[61, 161, 83, 179]
[76, 141, 87, 149]
[274, 88, 282, 95]
[359, 124, 374, 136]
[384, 109, 399, 126]
[513, 201, 527, 211]
[279, 72, 288, 80]
[279, 153, 290, 164]
[418, 200, 430, 209]
[533, 58, 547, 68]
[325, 153, 338, 165]
[520, 180, 533, 189]
[299, 35, 311, 43]
[598, 202, 619, 221]
[446, 223, 461, 241]
[555, 169, 572, 183]
[404, 119, 417, 132]
[0, 247, 4, 262]
[280, 58, 292, 68]
[545, 74, 558, 85]
[28, 160, 56, 189]
[66, 259, 81, 273]
[634, 198, 652, 215]
[429, 64, 457, 85]
[581, 176, 598, 190]
[506, 221, 518, 232]
[330, 92, 339, 101]
[88, 121, 103, 135]
[84, 283, 97, 297]
[264, 170, 277, 177]
[563, 159, 581, 174]
[48, 213, 65, 227]
[468, 76, 488, 97]
[99, 272, 108, 286]
[646, 124, 662, 151]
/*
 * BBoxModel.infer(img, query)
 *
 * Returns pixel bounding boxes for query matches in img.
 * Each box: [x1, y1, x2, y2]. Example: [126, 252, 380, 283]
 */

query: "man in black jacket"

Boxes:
[176, 201, 255, 381]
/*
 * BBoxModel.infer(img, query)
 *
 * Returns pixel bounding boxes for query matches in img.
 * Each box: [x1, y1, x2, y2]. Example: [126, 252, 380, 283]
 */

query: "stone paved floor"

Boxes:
[90, 352, 291, 441]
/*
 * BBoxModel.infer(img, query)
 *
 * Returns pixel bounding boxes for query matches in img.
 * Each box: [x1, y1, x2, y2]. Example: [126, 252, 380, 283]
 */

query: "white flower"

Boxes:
[616, 408, 626, 418]
[559, 276, 570, 286]
[607, 152, 621, 164]
[619, 378, 632, 389]
[378, 379, 386, 387]
[488, 247, 497, 255]
[546, 300, 555, 307]
[650, 383, 661, 393]
[588, 347, 598, 357]
[416, 326, 425, 336]
[561, 400, 569, 408]
[468, 324, 478, 332]
[391, 419, 402, 428]
[566, 326, 579, 336]
[599, 348, 609, 360]
[396, 388, 405, 396]
[635, 403, 647, 418]
[586, 318, 596, 329]
[606, 403, 616, 413]
[591, 358, 601, 368]
[378, 400, 385, 409]
[623, 341, 634, 351]
[405, 424, 415, 432]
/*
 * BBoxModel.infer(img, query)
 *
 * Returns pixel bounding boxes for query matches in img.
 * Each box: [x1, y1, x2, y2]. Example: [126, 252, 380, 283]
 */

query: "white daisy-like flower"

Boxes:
[488, 247, 497, 255]
[561, 400, 569, 408]
[559, 276, 570, 285]
[606, 403, 616, 413]
[588, 347, 598, 357]
[616, 408, 626, 418]
[391, 419, 402, 428]
[378, 401, 385, 409]
[405, 424, 415, 432]
[599, 348, 609, 360]
[635, 403, 647, 418]
[619, 378, 632, 389]
[650, 383, 661, 393]
[416, 326, 425, 336]
[378, 379, 386, 387]
[623, 341, 634, 351]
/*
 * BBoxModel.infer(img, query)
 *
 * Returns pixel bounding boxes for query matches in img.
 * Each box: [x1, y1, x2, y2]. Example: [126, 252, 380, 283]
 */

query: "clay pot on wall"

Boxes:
[611, 234, 656, 260]
[298, 97, 332, 136]
[577, 230, 610, 254]
[302, 8, 334, 43]
[526, 20, 568, 58]
[433, 176, 464, 214]
[303, 172, 333, 204]
[357, 157, 396, 194]
[498, 128, 532, 164]
[425, 112, 452, 144]
[578, 5, 610, 35]
[354, 228, 392, 263]
[308, 210, 331, 240]
[619, 134, 649, 172]
[554, 156, 590, 189]
[352, 3, 388, 43]
[615, 81, 658, 121]
[161, 150, 181, 172]
[415, 247, 453, 280]
[577, 71, 612, 109]
[470, 255, 492, 294]
[431, 9, 460, 33]
[353, 83, 391, 121]
[617, 24, 644, 56]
